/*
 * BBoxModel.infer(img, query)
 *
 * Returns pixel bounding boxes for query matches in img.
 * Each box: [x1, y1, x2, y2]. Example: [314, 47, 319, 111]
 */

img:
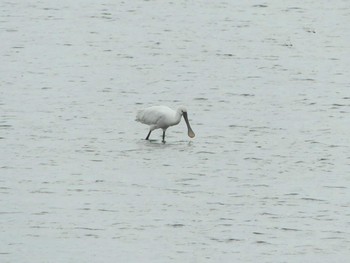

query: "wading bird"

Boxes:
[136, 106, 195, 142]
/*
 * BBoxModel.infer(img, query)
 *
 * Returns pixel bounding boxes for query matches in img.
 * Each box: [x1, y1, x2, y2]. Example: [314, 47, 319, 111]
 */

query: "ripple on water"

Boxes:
[1, 0, 350, 261]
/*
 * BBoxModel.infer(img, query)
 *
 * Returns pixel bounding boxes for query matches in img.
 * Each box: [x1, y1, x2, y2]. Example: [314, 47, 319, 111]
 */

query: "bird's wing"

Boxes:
[136, 106, 169, 125]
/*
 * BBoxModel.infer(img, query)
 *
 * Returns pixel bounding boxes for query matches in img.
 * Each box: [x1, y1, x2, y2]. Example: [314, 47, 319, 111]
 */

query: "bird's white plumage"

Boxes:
[135, 105, 195, 141]
[136, 106, 180, 130]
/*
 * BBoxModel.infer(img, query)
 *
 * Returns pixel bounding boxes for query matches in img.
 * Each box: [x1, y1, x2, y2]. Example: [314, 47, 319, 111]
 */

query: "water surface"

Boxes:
[1, 0, 350, 262]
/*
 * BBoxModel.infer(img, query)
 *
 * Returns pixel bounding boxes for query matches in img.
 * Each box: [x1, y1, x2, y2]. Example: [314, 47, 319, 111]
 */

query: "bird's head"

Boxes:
[177, 106, 188, 115]
[177, 106, 195, 138]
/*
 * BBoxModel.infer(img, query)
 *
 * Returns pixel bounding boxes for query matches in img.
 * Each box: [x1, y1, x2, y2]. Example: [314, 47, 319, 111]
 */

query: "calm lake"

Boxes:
[1, 0, 349, 262]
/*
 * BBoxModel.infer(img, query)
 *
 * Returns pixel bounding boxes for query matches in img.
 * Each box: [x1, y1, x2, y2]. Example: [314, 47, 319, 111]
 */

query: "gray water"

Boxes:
[1, 1, 350, 262]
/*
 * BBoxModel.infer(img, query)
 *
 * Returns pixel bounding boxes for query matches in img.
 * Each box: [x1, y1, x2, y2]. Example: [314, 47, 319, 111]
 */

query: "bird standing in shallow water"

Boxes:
[135, 106, 195, 143]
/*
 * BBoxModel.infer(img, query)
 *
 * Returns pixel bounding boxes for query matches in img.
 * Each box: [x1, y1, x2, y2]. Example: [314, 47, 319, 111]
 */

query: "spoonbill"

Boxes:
[135, 105, 195, 142]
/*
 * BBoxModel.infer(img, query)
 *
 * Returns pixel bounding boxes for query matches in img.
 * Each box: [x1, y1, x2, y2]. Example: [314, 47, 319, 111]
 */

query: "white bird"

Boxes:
[136, 105, 195, 142]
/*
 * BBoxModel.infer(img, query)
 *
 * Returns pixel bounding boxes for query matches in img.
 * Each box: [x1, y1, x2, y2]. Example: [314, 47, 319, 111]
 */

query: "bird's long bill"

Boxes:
[183, 112, 195, 138]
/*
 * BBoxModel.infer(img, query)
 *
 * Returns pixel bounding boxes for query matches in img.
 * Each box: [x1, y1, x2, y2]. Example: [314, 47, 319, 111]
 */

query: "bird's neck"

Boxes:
[174, 111, 182, 124]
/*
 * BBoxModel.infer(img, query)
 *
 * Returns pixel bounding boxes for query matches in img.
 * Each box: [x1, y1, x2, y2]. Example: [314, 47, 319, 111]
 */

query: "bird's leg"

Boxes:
[162, 130, 166, 143]
[145, 130, 152, 140]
